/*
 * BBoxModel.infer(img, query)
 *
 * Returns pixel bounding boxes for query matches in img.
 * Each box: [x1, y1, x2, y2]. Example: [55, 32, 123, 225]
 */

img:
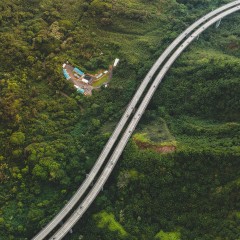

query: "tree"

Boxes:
[10, 132, 25, 145]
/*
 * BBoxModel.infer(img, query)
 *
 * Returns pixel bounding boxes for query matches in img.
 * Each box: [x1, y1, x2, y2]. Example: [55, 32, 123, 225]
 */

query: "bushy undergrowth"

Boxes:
[0, 0, 239, 239]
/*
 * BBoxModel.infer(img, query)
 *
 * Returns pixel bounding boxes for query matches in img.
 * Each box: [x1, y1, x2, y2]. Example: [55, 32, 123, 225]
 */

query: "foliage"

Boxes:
[94, 211, 128, 238]
[155, 230, 181, 240]
[0, 0, 239, 239]
[10, 132, 25, 145]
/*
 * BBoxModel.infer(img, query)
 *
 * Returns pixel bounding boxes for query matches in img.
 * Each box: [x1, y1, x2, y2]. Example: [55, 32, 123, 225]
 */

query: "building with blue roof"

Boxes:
[77, 88, 85, 94]
[73, 68, 84, 76]
[63, 69, 71, 80]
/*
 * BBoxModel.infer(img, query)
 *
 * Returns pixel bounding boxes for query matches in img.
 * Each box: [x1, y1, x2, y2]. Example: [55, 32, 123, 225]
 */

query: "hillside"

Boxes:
[0, 0, 239, 239]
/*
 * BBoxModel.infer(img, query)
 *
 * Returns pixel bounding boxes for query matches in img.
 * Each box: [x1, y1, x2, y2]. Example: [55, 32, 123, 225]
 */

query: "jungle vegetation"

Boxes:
[0, 0, 239, 239]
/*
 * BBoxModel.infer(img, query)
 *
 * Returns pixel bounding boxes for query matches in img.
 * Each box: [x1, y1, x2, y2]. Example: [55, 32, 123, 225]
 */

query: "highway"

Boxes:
[32, 2, 240, 240]
[49, 4, 240, 240]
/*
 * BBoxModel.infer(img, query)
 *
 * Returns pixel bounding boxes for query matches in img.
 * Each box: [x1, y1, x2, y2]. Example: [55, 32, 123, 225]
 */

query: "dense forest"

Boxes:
[0, 0, 239, 239]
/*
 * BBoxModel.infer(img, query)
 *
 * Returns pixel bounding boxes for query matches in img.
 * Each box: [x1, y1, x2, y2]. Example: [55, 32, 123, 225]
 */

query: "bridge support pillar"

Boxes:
[69, 229, 73, 234]
[197, 35, 200, 40]
[215, 18, 222, 28]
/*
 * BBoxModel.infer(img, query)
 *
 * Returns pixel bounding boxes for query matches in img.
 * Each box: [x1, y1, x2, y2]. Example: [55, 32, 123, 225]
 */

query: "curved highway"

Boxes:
[32, 2, 240, 240]
[49, 4, 240, 240]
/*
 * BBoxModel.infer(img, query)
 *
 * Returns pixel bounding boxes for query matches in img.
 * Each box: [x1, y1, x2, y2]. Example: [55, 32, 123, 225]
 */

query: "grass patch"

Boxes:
[134, 117, 176, 146]
[134, 132, 150, 143]
[94, 211, 127, 237]
[155, 230, 181, 240]
[92, 74, 109, 87]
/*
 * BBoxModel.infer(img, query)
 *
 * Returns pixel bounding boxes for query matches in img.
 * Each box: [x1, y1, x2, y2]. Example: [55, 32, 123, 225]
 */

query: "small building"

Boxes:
[77, 88, 85, 94]
[113, 58, 120, 67]
[82, 79, 89, 84]
[73, 67, 84, 76]
[63, 69, 71, 80]
[74, 85, 85, 94]
[83, 74, 93, 84]
[96, 73, 103, 79]
[74, 73, 81, 79]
